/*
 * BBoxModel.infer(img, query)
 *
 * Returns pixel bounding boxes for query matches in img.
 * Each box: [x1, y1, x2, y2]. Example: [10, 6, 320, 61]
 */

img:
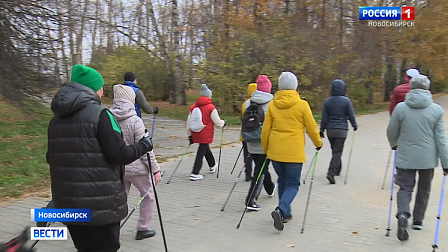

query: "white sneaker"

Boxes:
[209, 164, 218, 173]
[268, 183, 277, 197]
[190, 174, 203, 181]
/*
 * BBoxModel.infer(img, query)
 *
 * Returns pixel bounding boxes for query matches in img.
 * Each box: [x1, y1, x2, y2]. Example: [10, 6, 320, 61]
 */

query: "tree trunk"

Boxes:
[106, 0, 114, 53]
[147, 0, 177, 103]
[172, 0, 185, 105]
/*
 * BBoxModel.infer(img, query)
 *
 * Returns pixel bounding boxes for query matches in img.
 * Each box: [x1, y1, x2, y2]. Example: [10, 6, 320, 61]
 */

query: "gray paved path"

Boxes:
[1, 97, 448, 252]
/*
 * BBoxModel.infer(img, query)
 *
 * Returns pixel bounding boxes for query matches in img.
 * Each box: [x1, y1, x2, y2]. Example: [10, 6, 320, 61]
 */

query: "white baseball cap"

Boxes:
[406, 68, 420, 78]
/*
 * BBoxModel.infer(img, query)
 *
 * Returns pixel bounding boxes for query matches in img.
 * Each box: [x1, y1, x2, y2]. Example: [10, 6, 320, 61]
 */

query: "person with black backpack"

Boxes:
[241, 75, 276, 211]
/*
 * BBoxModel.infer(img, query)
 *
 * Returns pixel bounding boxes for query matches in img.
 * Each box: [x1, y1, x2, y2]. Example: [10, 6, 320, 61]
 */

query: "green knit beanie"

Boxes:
[70, 65, 104, 92]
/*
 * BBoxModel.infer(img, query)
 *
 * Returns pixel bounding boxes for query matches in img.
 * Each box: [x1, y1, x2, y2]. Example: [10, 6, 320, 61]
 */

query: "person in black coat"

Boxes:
[319, 79, 358, 184]
[47, 65, 153, 252]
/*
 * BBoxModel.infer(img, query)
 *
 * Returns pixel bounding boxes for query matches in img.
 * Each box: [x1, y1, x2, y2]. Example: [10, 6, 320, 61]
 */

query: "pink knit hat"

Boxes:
[256, 75, 272, 93]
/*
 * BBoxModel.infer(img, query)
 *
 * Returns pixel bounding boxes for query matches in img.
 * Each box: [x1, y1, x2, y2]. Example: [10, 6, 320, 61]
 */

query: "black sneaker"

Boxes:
[412, 221, 422, 230]
[397, 214, 409, 241]
[245, 174, 253, 182]
[271, 209, 284, 231]
[136, 230, 156, 240]
[246, 204, 261, 211]
[327, 175, 336, 184]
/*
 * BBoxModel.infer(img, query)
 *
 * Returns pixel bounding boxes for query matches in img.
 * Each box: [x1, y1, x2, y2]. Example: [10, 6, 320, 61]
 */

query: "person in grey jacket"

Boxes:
[244, 75, 276, 211]
[387, 74, 448, 242]
[109, 84, 162, 241]
[320, 79, 357, 184]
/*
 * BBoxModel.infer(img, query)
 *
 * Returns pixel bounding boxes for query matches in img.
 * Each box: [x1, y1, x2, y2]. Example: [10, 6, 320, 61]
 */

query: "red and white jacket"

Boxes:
[186, 96, 225, 144]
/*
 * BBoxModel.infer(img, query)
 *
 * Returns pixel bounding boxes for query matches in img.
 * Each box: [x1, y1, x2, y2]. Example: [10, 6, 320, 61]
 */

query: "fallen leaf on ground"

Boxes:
[180, 229, 184, 231]
[343, 243, 348, 245]
[286, 244, 295, 248]
[374, 227, 378, 229]
[195, 218, 199, 220]
[352, 231, 359, 234]
[4, 197, 9, 199]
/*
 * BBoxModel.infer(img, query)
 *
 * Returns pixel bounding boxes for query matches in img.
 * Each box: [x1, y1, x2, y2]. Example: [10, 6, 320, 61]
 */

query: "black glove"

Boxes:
[392, 146, 397, 150]
[319, 130, 325, 139]
[223, 120, 227, 128]
[443, 169, 448, 175]
[316, 146, 322, 151]
[354, 126, 358, 131]
[153, 107, 158, 115]
[189, 136, 194, 145]
[139, 135, 153, 152]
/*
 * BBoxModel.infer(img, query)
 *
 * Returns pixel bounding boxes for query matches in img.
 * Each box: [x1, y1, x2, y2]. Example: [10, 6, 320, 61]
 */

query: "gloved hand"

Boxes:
[223, 120, 227, 128]
[443, 169, 448, 175]
[392, 146, 397, 150]
[354, 126, 358, 131]
[153, 107, 159, 115]
[139, 135, 153, 152]
[319, 130, 325, 139]
[188, 136, 194, 145]
[316, 145, 322, 151]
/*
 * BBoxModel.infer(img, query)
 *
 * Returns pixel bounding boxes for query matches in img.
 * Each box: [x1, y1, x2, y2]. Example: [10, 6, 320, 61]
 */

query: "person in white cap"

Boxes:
[387, 74, 448, 241]
[389, 68, 420, 186]
[109, 84, 162, 241]
[389, 68, 420, 115]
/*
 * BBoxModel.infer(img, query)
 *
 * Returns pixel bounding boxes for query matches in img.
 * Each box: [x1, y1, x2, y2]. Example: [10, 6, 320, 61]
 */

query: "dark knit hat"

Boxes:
[70, 65, 104, 92]
[124, 72, 136, 82]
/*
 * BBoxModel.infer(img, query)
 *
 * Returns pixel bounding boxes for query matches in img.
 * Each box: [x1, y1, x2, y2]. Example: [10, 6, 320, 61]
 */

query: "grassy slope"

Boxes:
[0, 98, 52, 200]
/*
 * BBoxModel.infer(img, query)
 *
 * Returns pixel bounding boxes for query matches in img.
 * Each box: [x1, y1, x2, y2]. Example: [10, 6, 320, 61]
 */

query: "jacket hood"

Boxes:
[250, 90, 273, 104]
[272, 90, 300, 109]
[247, 83, 257, 99]
[109, 98, 137, 121]
[123, 80, 140, 89]
[405, 89, 433, 109]
[51, 82, 101, 117]
[331, 79, 346, 96]
[195, 96, 212, 107]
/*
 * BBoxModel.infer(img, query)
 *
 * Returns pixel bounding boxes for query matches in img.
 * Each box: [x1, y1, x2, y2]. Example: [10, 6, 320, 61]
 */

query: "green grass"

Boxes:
[0, 100, 52, 199]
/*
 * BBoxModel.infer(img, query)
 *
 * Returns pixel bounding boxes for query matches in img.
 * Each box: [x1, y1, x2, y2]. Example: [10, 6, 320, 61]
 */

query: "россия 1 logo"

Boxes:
[359, 6, 415, 27]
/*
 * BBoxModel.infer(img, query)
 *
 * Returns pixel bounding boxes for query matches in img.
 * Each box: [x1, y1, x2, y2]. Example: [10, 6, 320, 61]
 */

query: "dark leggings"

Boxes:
[191, 144, 216, 174]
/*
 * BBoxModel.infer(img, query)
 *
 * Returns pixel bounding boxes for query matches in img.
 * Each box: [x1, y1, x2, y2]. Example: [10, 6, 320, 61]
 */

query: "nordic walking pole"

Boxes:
[381, 150, 393, 190]
[386, 150, 397, 237]
[145, 129, 168, 252]
[344, 131, 356, 185]
[166, 144, 191, 184]
[301, 151, 319, 234]
[236, 159, 267, 229]
[431, 174, 446, 252]
[302, 154, 316, 185]
[230, 146, 244, 175]
[217, 127, 224, 178]
[221, 164, 246, 212]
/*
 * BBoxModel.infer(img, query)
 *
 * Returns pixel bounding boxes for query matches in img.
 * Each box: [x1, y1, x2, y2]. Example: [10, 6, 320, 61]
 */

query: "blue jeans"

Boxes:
[272, 161, 303, 218]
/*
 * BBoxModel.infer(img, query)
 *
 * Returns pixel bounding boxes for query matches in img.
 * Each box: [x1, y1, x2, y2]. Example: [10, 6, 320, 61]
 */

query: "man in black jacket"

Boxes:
[47, 65, 153, 252]
[319, 79, 358, 184]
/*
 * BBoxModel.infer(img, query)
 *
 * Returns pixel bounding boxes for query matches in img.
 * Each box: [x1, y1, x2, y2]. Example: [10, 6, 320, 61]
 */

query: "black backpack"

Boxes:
[241, 102, 265, 142]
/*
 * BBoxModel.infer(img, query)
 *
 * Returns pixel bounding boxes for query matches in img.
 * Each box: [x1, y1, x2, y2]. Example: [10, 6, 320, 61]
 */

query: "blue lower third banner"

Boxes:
[30, 227, 68, 240]
[31, 209, 91, 222]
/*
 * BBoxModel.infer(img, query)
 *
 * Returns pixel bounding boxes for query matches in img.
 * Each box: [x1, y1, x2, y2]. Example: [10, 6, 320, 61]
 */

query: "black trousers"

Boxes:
[192, 144, 216, 175]
[67, 222, 120, 252]
[246, 154, 274, 205]
[328, 137, 346, 176]
[242, 141, 253, 176]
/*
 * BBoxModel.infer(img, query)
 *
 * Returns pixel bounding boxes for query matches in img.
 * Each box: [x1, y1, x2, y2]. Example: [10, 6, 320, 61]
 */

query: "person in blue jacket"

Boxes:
[123, 72, 158, 118]
[320, 79, 358, 184]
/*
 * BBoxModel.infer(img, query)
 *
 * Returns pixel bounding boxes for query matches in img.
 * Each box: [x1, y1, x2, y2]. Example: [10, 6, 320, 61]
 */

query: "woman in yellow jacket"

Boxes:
[240, 83, 257, 181]
[261, 72, 322, 231]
